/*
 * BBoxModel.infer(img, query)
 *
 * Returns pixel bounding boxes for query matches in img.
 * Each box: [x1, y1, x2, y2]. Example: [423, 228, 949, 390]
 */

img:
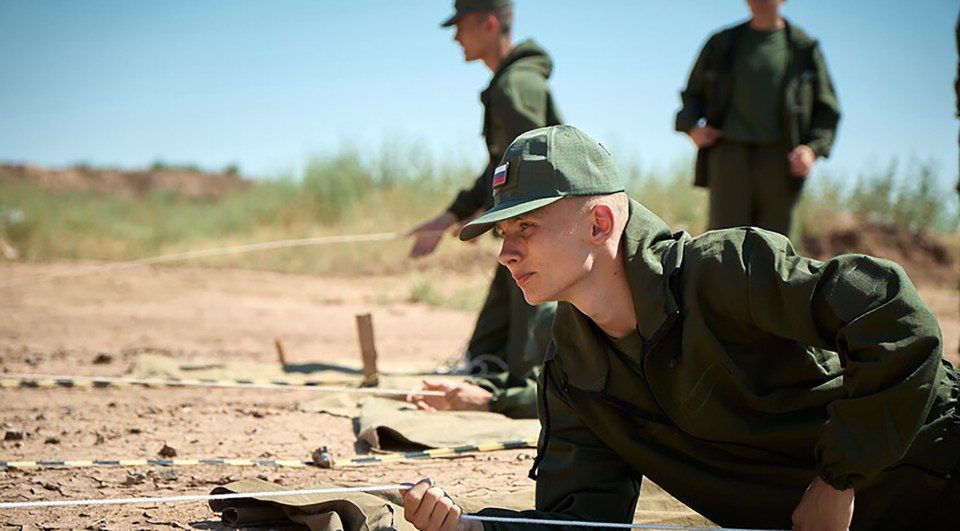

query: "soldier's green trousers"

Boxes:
[706, 139, 803, 237]
[467, 263, 548, 377]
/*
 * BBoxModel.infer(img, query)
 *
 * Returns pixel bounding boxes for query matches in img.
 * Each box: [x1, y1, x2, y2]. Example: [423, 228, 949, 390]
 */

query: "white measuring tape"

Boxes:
[462, 515, 784, 531]
[0, 231, 405, 288]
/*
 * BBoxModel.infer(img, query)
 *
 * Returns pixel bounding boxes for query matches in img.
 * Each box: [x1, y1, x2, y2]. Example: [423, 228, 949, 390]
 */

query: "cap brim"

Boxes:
[440, 13, 460, 27]
[458, 196, 563, 241]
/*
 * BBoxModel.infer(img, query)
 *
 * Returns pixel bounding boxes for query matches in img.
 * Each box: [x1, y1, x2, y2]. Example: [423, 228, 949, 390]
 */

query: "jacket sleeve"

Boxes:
[475, 361, 641, 531]
[801, 43, 841, 157]
[955, 14, 959, 118]
[674, 37, 714, 134]
[736, 229, 942, 491]
[467, 368, 539, 419]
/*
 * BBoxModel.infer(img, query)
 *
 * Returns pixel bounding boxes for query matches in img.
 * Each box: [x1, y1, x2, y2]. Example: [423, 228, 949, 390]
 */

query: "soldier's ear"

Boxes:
[484, 12, 499, 32]
[589, 204, 615, 242]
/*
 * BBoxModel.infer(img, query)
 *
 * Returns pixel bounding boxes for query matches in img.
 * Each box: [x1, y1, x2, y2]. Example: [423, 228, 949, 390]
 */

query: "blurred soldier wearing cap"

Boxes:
[675, 0, 841, 238]
[954, 9, 959, 357]
[955, 9, 959, 197]
[402, 125, 960, 531]
[406, 0, 562, 417]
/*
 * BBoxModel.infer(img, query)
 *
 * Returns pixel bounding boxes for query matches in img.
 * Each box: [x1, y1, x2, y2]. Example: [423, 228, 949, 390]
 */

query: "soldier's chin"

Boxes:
[520, 288, 545, 306]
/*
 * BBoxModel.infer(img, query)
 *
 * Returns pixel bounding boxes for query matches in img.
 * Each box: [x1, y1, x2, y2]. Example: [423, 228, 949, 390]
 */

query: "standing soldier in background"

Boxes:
[406, 0, 561, 414]
[675, 0, 840, 238]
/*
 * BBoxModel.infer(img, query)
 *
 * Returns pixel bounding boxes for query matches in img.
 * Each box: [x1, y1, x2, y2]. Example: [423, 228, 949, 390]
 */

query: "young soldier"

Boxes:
[407, 0, 562, 415]
[402, 125, 960, 530]
[675, 0, 841, 237]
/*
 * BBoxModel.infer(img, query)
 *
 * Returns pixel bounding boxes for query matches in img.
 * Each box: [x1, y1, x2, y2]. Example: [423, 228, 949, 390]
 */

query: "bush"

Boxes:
[302, 150, 373, 222]
[813, 158, 959, 235]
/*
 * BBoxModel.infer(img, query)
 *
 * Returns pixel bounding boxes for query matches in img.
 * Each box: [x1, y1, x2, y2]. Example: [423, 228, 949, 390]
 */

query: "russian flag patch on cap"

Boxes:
[492, 162, 508, 188]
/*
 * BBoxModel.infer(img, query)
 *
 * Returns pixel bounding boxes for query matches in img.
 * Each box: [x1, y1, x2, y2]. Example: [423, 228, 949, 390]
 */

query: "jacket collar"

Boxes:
[622, 199, 683, 343]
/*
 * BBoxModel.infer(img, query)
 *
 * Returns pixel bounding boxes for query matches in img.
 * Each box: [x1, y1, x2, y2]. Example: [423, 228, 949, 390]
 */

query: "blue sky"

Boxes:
[1, 1, 958, 195]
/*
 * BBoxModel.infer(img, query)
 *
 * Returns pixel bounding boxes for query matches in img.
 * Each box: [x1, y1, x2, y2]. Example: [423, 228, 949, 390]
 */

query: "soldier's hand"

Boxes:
[791, 476, 854, 531]
[407, 379, 459, 411]
[451, 209, 483, 241]
[408, 211, 459, 258]
[687, 124, 721, 148]
[788, 145, 816, 178]
[401, 478, 477, 531]
[407, 379, 493, 412]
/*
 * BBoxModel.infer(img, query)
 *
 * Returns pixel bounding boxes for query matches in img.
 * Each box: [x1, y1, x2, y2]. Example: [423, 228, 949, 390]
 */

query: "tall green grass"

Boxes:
[796, 157, 960, 237]
[0, 145, 488, 277]
[621, 158, 708, 235]
[1, 147, 957, 282]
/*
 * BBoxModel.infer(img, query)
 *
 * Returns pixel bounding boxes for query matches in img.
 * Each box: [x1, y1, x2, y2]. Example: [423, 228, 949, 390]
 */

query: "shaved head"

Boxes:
[577, 192, 629, 239]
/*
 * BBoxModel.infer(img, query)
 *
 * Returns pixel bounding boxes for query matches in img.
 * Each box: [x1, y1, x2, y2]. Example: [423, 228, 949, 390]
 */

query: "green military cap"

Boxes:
[459, 125, 625, 241]
[441, 0, 513, 27]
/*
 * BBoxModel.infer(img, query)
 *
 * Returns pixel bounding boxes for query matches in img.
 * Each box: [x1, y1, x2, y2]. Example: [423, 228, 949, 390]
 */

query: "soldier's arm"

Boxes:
[473, 360, 641, 531]
[801, 43, 841, 158]
[736, 229, 942, 492]
[675, 36, 715, 134]
[468, 368, 539, 419]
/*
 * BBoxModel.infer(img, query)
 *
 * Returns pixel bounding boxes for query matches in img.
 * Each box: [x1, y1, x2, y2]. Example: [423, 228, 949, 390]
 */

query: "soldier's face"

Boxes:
[746, 0, 784, 19]
[496, 199, 594, 306]
[453, 12, 492, 62]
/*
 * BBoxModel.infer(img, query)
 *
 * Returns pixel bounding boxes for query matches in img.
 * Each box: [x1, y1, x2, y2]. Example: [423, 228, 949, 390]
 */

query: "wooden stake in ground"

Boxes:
[355, 313, 380, 388]
[275, 337, 288, 366]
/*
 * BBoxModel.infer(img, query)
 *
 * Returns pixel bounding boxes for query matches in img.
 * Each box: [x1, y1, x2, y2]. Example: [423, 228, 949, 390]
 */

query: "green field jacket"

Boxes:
[476, 199, 958, 530]
[469, 367, 539, 419]
[447, 40, 563, 220]
[674, 20, 841, 188]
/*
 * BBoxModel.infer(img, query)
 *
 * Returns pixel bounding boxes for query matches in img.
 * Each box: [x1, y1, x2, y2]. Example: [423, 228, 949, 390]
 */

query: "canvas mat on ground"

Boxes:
[130, 352, 401, 385]
[130, 354, 539, 449]
[356, 396, 540, 450]
[209, 478, 714, 530]
[133, 355, 708, 526]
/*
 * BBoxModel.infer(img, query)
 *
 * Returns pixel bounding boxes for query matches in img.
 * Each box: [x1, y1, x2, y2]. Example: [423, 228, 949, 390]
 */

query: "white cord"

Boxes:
[466, 354, 511, 375]
[463, 515, 783, 531]
[0, 232, 402, 288]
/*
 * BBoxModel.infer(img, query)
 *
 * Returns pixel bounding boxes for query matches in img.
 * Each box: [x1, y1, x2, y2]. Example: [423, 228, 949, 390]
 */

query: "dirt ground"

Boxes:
[1, 261, 958, 530]
[0, 164, 250, 201]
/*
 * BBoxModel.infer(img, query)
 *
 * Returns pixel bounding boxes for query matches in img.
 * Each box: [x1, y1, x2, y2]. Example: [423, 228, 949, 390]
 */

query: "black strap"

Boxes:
[572, 387, 676, 430]
[527, 364, 553, 480]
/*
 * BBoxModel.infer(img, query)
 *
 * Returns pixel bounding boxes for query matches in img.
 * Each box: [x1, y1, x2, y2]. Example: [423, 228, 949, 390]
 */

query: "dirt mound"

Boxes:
[0, 163, 251, 200]
[801, 215, 959, 288]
